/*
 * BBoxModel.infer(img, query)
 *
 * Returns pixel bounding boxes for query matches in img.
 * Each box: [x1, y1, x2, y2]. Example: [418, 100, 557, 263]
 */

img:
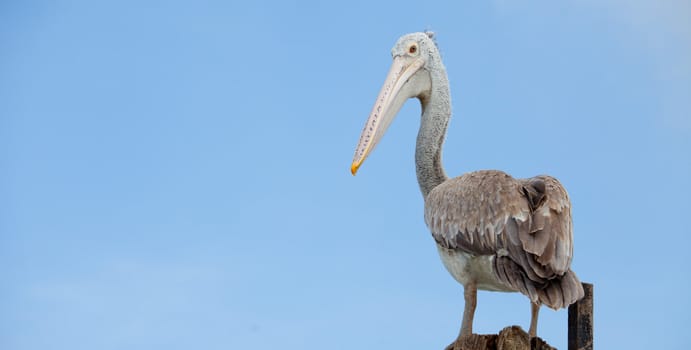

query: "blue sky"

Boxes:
[2, 1, 690, 349]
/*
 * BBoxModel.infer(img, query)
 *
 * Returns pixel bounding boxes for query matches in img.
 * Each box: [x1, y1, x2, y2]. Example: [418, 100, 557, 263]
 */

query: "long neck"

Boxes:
[415, 62, 451, 198]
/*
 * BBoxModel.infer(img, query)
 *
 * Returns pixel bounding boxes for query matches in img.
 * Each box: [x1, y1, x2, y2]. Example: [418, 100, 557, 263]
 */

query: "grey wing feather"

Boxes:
[425, 170, 584, 309]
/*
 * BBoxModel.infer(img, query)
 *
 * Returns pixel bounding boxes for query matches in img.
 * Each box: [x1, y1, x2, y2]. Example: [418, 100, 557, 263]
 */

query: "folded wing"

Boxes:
[425, 170, 583, 309]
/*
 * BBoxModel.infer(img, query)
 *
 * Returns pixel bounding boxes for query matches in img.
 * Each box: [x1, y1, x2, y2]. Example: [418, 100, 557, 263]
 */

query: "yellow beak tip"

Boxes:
[350, 163, 360, 176]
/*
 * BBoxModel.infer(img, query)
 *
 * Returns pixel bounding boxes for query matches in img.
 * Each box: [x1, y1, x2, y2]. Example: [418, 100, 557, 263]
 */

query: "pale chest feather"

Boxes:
[436, 244, 514, 292]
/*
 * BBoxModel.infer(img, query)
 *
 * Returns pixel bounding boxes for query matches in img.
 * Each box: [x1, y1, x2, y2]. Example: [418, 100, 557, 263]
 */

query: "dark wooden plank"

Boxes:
[568, 283, 594, 350]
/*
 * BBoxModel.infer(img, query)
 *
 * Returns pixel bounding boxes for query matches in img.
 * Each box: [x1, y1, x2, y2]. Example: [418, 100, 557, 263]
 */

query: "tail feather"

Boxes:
[494, 256, 584, 309]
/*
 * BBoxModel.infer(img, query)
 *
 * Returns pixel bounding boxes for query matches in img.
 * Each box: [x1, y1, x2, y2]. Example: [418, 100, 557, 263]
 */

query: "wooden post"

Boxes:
[568, 283, 593, 350]
[449, 326, 556, 350]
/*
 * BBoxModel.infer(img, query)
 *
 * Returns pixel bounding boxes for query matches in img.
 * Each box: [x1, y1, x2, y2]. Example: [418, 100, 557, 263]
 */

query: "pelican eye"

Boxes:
[409, 45, 417, 54]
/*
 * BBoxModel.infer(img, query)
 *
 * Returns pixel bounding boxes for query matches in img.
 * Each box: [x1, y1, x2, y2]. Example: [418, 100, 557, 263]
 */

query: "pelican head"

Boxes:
[351, 32, 439, 175]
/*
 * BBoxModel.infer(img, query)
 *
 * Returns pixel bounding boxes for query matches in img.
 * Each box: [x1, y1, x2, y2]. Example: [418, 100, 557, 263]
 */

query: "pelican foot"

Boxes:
[444, 334, 494, 350]
[494, 325, 555, 349]
[443, 327, 555, 350]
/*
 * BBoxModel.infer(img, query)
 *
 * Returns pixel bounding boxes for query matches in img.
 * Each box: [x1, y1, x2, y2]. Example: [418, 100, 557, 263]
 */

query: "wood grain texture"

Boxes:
[568, 283, 594, 350]
[445, 326, 556, 350]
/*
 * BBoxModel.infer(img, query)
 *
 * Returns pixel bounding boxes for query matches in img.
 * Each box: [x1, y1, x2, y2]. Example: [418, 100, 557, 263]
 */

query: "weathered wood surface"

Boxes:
[568, 283, 593, 350]
[446, 326, 556, 350]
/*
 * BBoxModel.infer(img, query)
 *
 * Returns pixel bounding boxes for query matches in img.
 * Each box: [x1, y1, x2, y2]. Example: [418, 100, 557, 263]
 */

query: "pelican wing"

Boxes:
[424, 170, 583, 309]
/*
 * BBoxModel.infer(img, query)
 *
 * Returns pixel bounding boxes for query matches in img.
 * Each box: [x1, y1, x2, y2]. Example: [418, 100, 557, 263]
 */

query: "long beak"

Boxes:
[351, 56, 425, 175]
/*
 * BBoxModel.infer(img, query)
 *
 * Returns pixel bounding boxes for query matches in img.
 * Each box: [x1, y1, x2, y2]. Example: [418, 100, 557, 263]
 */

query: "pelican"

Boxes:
[351, 32, 584, 346]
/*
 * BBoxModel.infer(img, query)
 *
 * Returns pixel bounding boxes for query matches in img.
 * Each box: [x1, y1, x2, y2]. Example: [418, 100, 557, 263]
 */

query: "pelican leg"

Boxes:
[529, 301, 540, 337]
[445, 281, 478, 350]
[459, 280, 477, 339]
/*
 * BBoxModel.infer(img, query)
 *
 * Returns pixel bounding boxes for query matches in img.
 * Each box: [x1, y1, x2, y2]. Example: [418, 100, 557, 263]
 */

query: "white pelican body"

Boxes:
[351, 32, 583, 347]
